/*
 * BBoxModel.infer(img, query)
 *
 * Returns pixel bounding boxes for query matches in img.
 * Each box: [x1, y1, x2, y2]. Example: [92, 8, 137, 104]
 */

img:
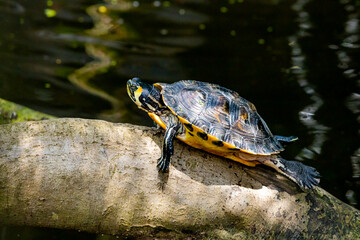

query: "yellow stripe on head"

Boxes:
[134, 86, 143, 106]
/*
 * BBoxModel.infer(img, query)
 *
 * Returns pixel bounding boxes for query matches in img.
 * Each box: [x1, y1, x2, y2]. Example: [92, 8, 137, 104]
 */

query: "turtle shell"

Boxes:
[158, 80, 284, 155]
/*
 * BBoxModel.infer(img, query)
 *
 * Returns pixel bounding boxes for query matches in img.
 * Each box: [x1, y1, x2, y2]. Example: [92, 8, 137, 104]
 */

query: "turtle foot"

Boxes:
[278, 158, 320, 189]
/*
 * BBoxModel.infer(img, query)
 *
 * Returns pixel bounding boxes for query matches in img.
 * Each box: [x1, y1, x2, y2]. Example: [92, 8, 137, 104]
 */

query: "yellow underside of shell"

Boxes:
[148, 112, 261, 167]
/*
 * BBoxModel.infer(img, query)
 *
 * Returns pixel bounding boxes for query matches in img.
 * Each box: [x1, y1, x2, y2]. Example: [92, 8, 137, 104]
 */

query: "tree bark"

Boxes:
[0, 118, 359, 239]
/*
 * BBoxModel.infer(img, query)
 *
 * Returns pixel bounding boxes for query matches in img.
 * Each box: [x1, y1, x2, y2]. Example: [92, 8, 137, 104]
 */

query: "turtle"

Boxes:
[127, 78, 320, 189]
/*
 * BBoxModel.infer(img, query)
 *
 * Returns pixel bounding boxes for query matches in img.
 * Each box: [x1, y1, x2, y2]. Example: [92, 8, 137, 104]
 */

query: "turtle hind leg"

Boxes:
[263, 157, 320, 189]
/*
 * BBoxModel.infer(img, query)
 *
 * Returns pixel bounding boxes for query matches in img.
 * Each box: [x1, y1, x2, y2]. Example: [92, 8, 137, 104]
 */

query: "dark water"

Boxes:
[0, 0, 359, 238]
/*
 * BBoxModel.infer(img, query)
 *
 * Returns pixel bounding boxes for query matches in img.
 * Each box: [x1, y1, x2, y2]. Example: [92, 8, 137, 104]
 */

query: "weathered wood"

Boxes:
[0, 118, 359, 239]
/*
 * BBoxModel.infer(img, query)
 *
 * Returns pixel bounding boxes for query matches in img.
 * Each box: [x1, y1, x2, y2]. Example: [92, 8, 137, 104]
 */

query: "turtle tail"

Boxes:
[263, 156, 320, 189]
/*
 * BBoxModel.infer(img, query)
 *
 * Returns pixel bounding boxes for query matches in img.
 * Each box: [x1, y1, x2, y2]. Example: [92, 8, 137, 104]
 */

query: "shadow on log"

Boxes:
[0, 118, 359, 239]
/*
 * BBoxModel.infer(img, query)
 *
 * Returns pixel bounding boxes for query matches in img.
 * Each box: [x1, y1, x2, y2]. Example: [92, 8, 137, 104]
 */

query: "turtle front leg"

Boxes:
[157, 123, 181, 172]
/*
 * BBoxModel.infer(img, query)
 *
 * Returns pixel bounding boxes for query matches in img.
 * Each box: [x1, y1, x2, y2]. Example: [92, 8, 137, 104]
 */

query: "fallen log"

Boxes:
[0, 118, 359, 239]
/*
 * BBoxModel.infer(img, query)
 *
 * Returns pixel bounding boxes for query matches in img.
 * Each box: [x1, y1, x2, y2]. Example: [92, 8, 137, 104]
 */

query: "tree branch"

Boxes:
[0, 118, 359, 239]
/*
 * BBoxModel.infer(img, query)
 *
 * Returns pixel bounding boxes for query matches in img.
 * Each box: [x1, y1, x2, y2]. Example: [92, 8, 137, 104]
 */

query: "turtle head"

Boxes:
[127, 77, 163, 113]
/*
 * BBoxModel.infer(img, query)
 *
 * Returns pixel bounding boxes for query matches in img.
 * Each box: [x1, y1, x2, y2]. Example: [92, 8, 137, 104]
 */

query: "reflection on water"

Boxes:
[0, 0, 110, 117]
[0, 0, 360, 237]
[289, 0, 329, 160]
[341, 0, 360, 207]
[69, 1, 207, 121]
[304, 0, 360, 209]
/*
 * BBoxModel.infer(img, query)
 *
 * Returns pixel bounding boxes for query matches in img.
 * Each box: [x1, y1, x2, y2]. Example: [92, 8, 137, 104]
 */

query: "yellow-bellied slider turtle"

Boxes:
[127, 78, 320, 189]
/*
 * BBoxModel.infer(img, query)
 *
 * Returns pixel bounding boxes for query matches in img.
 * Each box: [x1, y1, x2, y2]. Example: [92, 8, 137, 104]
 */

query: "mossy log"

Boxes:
[0, 118, 359, 239]
[0, 98, 54, 125]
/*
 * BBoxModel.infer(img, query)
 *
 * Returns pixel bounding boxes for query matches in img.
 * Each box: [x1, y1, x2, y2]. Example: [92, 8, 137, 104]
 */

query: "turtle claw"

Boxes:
[303, 168, 320, 189]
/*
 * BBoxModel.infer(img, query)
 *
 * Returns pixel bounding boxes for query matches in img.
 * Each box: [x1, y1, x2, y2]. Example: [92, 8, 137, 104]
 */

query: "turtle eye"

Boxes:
[128, 85, 139, 95]
[131, 85, 138, 91]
